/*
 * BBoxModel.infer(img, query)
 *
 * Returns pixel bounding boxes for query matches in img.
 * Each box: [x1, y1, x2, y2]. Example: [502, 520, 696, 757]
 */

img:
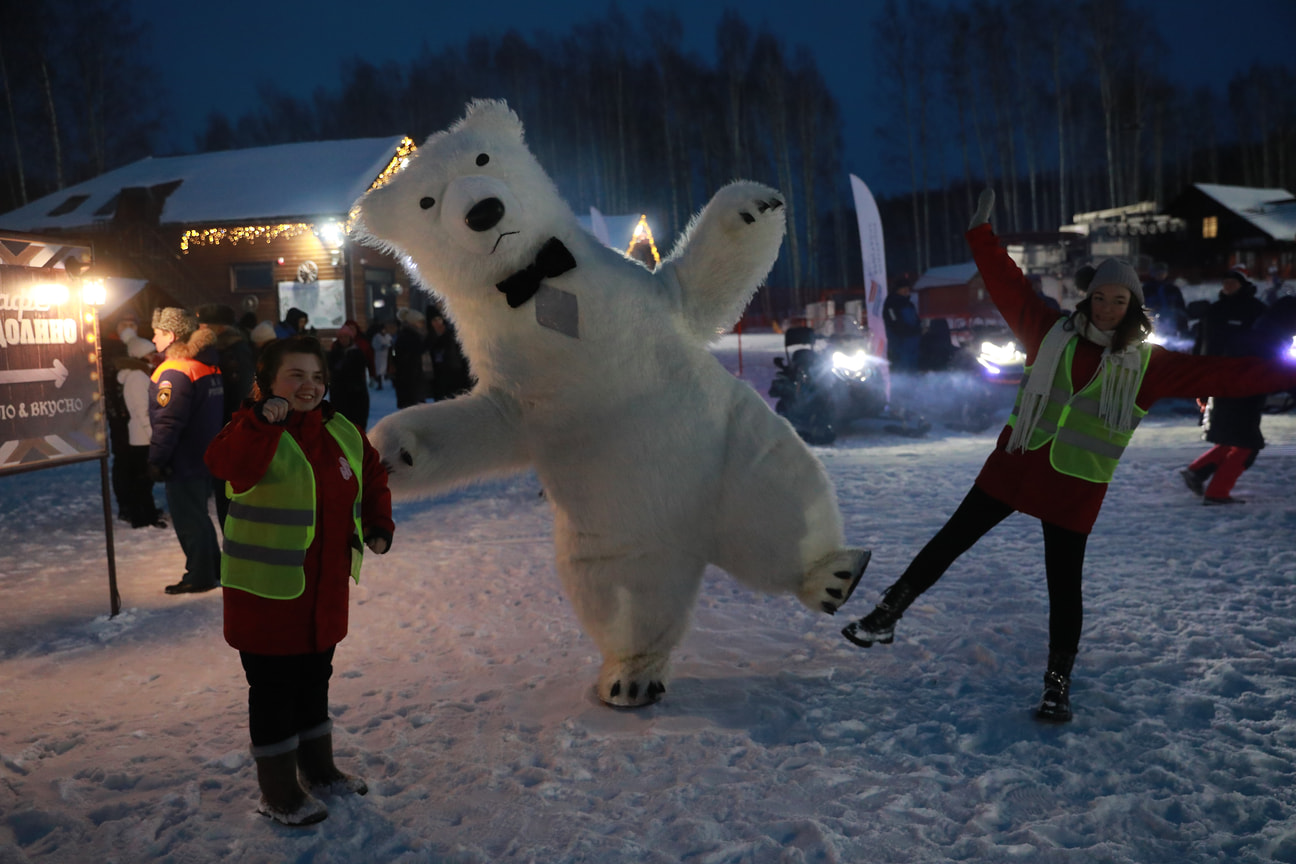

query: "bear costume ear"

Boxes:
[453, 99, 526, 145]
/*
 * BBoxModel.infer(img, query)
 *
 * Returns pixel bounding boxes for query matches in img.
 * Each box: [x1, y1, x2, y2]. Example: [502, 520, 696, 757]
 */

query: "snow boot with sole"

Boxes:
[841, 579, 919, 647]
[298, 725, 368, 797]
[254, 748, 329, 826]
[1034, 650, 1076, 723]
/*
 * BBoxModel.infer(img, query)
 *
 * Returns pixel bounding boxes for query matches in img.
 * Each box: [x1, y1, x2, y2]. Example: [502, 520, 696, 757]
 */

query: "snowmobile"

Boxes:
[768, 326, 890, 445]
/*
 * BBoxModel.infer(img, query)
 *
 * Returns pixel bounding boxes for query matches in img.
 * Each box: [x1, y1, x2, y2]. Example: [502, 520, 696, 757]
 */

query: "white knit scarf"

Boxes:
[1006, 312, 1145, 454]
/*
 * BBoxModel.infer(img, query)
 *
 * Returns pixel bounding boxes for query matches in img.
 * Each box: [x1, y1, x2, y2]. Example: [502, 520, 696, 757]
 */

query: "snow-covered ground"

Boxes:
[2, 332, 1296, 864]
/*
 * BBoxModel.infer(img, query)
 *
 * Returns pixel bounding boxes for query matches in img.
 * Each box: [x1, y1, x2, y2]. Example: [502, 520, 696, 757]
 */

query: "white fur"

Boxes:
[354, 100, 864, 707]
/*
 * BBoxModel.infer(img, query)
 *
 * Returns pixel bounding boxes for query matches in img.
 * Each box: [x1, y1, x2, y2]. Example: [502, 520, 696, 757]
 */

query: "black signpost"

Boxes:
[0, 231, 119, 616]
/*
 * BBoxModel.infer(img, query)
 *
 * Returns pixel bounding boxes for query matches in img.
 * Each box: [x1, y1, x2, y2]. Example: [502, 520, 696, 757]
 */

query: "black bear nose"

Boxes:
[465, 198, 505, 232]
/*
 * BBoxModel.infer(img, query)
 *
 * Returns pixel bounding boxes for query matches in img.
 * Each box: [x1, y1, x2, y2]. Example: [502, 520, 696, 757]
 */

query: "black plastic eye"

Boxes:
[419, 197, 435, 209]
[476, 153, 489, 166]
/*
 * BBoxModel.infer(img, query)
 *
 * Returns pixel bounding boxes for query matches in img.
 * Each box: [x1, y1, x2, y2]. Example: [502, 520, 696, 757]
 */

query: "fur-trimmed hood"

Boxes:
[164, 325, 217, 361]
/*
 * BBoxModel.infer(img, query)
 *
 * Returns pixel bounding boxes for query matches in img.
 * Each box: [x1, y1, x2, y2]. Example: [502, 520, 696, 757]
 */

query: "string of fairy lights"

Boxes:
[179, 137, 418, 254]
[628, 214, 661, 265]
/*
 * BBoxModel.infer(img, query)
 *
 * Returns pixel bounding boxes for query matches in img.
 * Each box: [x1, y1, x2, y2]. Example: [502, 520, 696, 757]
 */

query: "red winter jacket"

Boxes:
[967, 224, 1296, 534]
[205, 402, 394, 655]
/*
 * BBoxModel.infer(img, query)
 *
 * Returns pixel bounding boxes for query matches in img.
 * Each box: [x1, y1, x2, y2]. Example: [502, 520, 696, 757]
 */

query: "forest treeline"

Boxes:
[2, 0, 1294, 319]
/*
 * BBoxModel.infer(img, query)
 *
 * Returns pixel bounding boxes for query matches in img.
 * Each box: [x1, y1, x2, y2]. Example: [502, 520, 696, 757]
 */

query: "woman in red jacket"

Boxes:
[841, 190, 1296, 723]
[206, 335, 394, 825]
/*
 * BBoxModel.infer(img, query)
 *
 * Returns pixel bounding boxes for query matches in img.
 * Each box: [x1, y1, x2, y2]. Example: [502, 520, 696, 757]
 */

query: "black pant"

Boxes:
[894, 485, 1089, 654]
[120, 445, 160, 526]
[239, 647, 335, 748]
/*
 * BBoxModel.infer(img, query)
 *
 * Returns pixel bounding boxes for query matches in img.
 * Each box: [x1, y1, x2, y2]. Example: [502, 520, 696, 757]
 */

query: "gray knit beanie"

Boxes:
[152, 307, 198, 341]
[1090, 259, 1144, 305]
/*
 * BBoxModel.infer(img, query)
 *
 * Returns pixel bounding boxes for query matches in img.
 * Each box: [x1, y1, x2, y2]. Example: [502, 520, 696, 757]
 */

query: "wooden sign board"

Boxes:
[0, 234, 104, 474]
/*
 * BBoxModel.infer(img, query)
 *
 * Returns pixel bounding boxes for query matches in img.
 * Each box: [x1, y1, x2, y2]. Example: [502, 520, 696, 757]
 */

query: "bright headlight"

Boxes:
[832, 350, 867, 372]
[978, 340, 1025, 366]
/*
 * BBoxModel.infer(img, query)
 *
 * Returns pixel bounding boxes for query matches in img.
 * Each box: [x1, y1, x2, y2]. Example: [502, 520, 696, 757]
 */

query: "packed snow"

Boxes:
[2, 332, 1295, 864]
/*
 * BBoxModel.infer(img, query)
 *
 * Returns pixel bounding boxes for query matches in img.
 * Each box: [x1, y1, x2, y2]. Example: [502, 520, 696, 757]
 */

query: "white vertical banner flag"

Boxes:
[849, 173, 889, 395]
[589, 206, 611, 248]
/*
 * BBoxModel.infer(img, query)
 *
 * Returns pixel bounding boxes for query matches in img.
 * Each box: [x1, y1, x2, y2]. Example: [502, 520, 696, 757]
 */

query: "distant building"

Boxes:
[0, 137, 418, 334]
[1164, 183, 1296, 281]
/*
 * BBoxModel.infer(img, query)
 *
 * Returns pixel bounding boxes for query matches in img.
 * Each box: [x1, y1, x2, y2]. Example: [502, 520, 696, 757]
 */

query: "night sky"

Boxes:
[131, 0, 1296, 196]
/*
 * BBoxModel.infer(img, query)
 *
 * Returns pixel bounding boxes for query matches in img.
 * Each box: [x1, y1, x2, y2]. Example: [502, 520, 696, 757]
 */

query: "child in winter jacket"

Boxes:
[205, 335, 394, 826]
[841, 190, 1296, 723]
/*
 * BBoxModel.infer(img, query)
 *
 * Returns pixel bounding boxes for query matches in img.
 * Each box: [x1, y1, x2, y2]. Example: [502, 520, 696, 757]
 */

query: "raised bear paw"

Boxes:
[738, 196, 785, 225]
[598, 654, 670, 708]
[797, 548, 871, 615]
[366, 414, 422, 488]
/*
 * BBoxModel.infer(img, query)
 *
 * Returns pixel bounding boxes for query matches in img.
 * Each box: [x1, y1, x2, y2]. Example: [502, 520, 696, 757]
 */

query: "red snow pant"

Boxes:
[1189, 444, 1256, 501]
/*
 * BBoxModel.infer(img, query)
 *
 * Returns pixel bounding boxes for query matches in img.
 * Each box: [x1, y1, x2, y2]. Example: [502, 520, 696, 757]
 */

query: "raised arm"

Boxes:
[364, 389, 531, 500]
[656, 181, 786, 339]
[965, 189, 1061, 359]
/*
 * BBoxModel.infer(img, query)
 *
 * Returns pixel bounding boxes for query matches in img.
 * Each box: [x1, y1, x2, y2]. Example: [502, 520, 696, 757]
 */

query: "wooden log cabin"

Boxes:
[0, 137, 421, 337]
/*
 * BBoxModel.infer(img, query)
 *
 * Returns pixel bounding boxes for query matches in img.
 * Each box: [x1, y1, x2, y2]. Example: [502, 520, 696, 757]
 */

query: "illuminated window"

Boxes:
[1202, 216, 1218, 239]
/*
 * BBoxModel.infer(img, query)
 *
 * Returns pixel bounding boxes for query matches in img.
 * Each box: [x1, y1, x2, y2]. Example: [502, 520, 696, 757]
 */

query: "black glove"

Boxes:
[364, 527, 393, 555]
[146, 463, 171, 482]
[968, 188, 995, 230]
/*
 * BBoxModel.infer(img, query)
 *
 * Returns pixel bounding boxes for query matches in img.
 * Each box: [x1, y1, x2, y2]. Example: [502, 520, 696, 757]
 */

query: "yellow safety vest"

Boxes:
[1007, 331, 1152, 484]
[220, 415, 365, 599]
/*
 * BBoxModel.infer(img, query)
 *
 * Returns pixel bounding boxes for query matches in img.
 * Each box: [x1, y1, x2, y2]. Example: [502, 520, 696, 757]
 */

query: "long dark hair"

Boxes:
[1072, 295, 1153, 352]
[251, 335, 330, 400]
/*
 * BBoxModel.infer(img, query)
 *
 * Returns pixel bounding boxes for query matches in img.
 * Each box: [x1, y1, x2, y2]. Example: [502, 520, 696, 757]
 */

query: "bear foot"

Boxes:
[797, 548, 871, 615]
[597, 655, 670, 709]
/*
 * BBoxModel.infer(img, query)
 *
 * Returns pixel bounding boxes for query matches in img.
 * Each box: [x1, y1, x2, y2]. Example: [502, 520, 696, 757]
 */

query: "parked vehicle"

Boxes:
[769, 326, 888, 445]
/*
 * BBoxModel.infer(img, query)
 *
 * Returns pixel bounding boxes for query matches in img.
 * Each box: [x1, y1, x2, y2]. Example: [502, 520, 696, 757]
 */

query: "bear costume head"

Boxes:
[355, 100, 576, 308]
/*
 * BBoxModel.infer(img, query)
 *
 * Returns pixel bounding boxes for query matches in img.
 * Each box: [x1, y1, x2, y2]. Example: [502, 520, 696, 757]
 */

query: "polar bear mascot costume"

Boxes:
[355, 100, 869, 707]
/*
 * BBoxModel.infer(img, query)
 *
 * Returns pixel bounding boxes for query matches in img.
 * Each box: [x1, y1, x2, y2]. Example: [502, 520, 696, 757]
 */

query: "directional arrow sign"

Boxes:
[0, 359, 69, 388]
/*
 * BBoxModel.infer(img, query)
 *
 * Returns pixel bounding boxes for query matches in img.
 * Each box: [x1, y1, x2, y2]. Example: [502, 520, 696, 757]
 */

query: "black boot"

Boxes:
[1035, 651, 1076, 723]
[841, 580, 918, 648]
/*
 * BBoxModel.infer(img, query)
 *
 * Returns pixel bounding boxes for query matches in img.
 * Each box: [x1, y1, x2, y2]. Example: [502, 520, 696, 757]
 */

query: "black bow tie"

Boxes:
[496, 238, 577, 309]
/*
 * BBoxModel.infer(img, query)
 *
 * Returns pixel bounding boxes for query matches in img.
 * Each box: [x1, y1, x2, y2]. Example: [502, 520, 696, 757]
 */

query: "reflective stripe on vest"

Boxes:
[1007, 327, 1151, 483]
[220, 415, 366, 599]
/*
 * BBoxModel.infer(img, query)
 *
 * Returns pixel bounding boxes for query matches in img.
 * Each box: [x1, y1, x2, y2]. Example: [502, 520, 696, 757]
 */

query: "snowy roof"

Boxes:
[1194, 182, 1296, 242]
[914, 260, 979, 290]
[0, 137, 409, 234]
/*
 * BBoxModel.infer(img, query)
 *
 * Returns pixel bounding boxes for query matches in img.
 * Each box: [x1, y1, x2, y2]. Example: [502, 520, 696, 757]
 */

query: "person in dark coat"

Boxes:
[197, 303, 256, 530]
[1180, 270, 1270, 504]
[103, 314, 140, 523]
[274, 307, 310, 339]
[883, 281, 922, 372]
[391, 308, 428, 408]
[327, 324, 371, 430]
[148, 307, 225, 594]
[1141, 262, 1188, 337]
[427, 311, 474, 400]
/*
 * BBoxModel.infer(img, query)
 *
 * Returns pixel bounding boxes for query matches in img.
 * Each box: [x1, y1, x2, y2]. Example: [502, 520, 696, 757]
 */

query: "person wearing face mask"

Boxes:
[204, 335, 394, 826]
[840, 190, 1296, 723]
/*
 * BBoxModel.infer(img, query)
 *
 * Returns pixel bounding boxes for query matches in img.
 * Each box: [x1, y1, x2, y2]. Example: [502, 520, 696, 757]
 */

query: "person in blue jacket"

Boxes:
[148, 307, 225, 594]
[883, 280, 922, 372]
